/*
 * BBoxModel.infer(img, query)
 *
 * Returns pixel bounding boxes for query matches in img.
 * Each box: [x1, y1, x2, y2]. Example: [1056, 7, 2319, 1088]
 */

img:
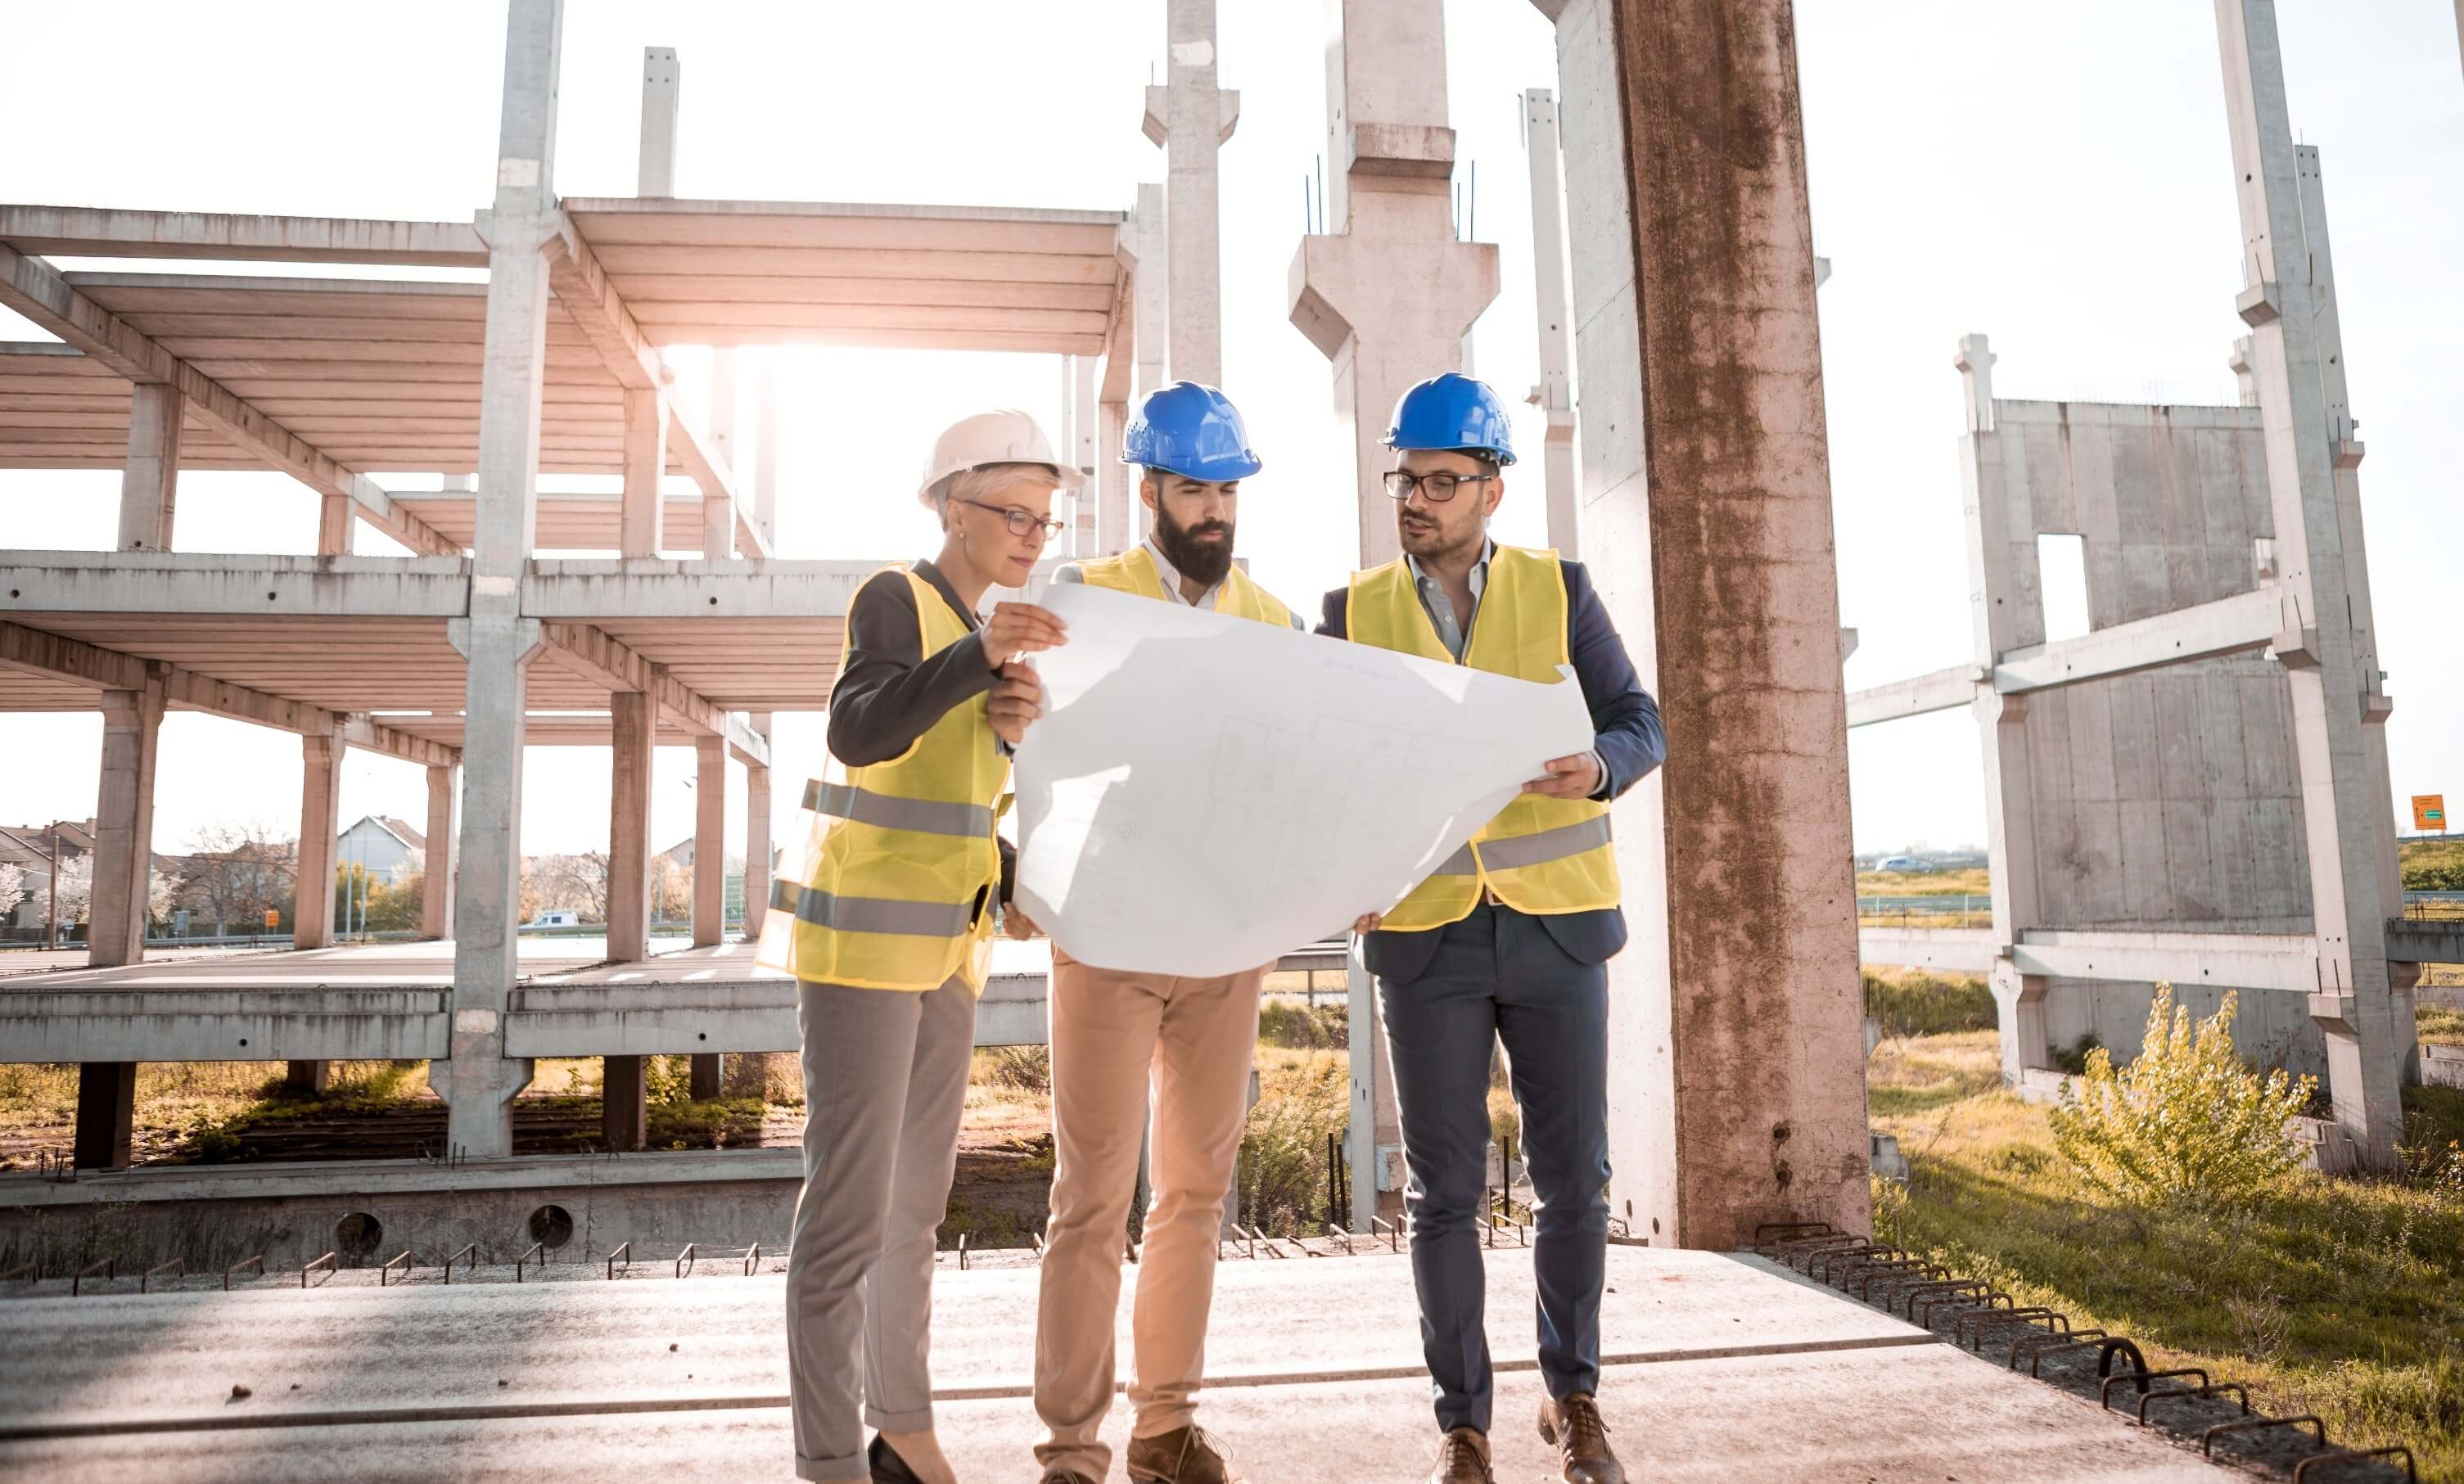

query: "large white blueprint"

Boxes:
[1011, 583, 1594, 977]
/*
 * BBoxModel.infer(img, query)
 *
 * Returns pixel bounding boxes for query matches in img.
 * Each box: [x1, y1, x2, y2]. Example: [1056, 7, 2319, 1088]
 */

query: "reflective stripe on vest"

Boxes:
[1346, 545, 1620, 930]
[802, 779, 996, 839]
[1076, 544, 1297, 629]
[754, 566, 1006, 992]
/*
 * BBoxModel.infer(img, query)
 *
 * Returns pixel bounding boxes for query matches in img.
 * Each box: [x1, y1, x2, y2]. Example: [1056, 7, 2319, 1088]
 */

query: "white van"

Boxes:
[523, 910, 582, 928]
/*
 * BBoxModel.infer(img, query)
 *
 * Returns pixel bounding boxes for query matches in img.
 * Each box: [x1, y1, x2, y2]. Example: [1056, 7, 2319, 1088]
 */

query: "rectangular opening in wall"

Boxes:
[2037, 533, 2090, 643]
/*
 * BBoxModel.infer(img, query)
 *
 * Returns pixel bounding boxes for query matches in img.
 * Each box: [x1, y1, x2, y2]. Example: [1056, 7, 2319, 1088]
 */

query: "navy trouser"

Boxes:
[1378, 903, 1611, 1436]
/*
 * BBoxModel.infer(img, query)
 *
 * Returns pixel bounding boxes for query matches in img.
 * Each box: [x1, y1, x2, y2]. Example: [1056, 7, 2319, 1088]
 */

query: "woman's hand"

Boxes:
[1351, 912, 1383, 935]
[982, 602, 1067, 669]
[988, 661, 1045, 747]
[1004, 902, 1042, 940]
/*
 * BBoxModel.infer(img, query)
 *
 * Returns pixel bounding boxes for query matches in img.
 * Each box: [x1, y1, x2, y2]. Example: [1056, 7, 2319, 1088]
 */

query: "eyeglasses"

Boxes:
[1382, 470, 1496, 503]
[953, 498, 1065, 539]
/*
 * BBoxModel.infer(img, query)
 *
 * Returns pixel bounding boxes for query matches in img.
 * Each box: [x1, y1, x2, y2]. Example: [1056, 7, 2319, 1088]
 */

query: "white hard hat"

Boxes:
[916, 408, 1088, 509]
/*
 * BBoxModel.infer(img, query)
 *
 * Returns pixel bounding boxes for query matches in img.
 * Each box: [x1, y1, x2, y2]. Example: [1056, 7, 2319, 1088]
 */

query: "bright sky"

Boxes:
[1, 1, 2457, 866]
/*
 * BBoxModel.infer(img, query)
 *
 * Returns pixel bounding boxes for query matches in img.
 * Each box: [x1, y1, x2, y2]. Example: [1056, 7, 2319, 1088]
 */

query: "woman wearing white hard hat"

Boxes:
[760, 408, 1079, 1484]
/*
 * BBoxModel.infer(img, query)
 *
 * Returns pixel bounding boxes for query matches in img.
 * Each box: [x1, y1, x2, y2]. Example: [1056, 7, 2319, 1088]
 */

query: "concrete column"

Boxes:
[1132, 183, 1167, 546]
[118, 383, 182, 552]
[437, 0, 562, 1161]
[86, 671, 165, 968]
[607, 689, 656, 962]
[754, 354, 778, 548]
[1344, 945, 1406, 1232]
[1097, 399, 1130, 555]
[1071, 355, 1099, 558]
[1533, 0, 1868, 1248]
[292, 730, 343, 951]
[692, 734, 725, 946]
[745, 713, 773, 941]
[1954, 336, 2051, 1081]
[282, 1060, 331, 1097]
[1522, 89, 1580, 558]
[702, 349, 737, 556]
[1290, 0, 1499, 569]
[73, 1062, 138, 1170]
[603, 1052, 648, 1151]
[316, 493, 354, 556]
[619, 386, 666, 557]
[638, 47, 679, 196]
[421, 763, 458, 940]
[2295, 145, 2417, 1070]
[2215, 0, 2403, 1166]
[1141, 0, 1238, 386]
[2228, 336, 2259, 407]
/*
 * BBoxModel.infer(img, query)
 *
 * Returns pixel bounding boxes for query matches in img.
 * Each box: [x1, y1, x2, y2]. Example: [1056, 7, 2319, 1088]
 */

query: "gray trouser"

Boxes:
[787, 974, 977, 1482]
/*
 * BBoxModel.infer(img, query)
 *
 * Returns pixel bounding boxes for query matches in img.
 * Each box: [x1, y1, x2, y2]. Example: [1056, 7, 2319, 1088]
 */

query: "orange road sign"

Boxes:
[2414, 795, 2446, 831]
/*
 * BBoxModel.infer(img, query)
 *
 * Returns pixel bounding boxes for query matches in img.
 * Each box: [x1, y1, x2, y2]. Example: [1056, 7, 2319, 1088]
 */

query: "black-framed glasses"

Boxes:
[1383, 470, 1495, 503]
[953, 498, 1065, 539]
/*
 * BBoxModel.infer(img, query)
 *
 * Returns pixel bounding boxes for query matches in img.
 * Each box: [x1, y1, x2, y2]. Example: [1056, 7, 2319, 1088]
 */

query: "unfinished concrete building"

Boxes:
[1853, 4, 2437, 1171]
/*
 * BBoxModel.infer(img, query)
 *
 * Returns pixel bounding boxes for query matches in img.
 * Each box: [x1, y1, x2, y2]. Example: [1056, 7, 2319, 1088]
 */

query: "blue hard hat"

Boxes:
[1383, 372, 1518, 466]
[1121, 381, 1263, 482]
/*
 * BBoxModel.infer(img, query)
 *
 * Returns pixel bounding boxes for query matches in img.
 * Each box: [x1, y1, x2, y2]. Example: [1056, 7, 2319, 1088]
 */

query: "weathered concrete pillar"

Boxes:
[1533, 0, 1869, 1247]
[292, 730, 342, 952]
[604, 1053, 648, 1151]
[702, 349, 737, 557]
[436, 0, 562, 1160]
[86, 670, 166, 968]
[2228, 336, 2259, 407]
[2215, 0, 2404, 1166]
[1132, 183, 1167, 547]
[607, 690, 656, 962]
[754, 354, 778, 549]
[118, 384, 182, 553]
[421, 762, 458, 940]
[74, 1062, 138, 1170]
[744, 714, 773, 941]
[638, 46, 679, 196]
[282, 1060, 331, 1097]
[1071, 355, 1099, 557]
[1096, 399, 1130, 555]
[315, 493, 354, 557]
[619, 386, 666, 557]
[692, 734, 725, 947]
[1290, 0, 1499, 570]
[1952, 336, 2051, 1084]
[1142, 0, 1238, 386]
[1522, 89, 1579, 557]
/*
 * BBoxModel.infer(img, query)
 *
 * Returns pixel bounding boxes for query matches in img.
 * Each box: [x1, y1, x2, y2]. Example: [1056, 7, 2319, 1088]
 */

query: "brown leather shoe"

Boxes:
[1126, 1424, 1246, 1484]
[1538, 1394, 1627, 1484]
[1426, 1427, 1493, 1484]
[1038, 1473, 1099, 1484]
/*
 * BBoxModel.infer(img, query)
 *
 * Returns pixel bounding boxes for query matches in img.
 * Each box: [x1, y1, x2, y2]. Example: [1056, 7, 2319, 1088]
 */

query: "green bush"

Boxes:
[2049, 985, 2315, 1209]
[1232, 1056, 1347, 1236]
[1257, 999, 1348, 1050]
[1861, 971, 1995, 1038]
[980, 1045, 1051, 1094]
[2051, 1032, 2104, 1076]
[2402, 862, 2464, 891]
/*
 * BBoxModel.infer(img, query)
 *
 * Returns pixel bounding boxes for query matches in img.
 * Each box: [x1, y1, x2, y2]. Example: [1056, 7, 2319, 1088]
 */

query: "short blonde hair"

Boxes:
[936, 462, 1060, 523]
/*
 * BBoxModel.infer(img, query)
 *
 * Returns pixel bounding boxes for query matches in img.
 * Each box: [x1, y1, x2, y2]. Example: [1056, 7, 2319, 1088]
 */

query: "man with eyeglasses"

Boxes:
[1316, 372, 1664, 1484]
[1018, 381, 1303, 1484]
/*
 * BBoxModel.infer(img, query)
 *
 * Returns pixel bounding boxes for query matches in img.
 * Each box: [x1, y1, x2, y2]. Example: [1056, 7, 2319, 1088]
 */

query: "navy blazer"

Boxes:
[1318, 557, 1667, 986]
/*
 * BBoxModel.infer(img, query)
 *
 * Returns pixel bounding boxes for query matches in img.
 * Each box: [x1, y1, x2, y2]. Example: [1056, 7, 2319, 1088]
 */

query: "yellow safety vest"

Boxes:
[756, 567, 1007, 993]
[1076, 544, 1297, 629]
[1346, 545, 1619, 931]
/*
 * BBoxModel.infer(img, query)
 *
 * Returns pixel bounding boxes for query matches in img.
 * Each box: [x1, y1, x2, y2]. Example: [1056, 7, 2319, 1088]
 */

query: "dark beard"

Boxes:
[1154, 503, 1235, 588]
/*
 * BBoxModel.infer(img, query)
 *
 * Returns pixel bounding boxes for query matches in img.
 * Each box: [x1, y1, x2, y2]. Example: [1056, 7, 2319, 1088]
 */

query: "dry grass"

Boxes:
[1871, 1031, 2464, 1482]
[1857, 866, 1992, 896]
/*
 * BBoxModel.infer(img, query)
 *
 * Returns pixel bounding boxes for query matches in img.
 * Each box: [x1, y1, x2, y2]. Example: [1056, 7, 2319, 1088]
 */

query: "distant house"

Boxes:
[338, 815, 426, 885]
[0, 819, 93, 934]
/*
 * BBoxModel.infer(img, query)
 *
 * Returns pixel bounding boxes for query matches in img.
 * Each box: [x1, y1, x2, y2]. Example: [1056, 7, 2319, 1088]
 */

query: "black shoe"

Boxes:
[869, 1433, 926, 1484]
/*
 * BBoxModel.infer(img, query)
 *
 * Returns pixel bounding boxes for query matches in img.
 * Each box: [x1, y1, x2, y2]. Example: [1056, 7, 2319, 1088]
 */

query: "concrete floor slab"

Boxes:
[0, 1247, 1923, 1427]
[0, 1346, 2250, 1482]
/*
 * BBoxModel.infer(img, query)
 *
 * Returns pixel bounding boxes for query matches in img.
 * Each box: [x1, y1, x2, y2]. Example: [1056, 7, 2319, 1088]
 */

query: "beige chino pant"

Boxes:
[1032, 949, 1268, 1480]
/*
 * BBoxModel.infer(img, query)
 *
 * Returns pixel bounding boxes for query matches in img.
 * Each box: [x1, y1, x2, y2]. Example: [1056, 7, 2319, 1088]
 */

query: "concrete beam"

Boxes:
[0, 552, 469, 617]
[1843, 665, 1977, 728]
[522, 560, 872, 620]
[0, 205, 487, 266]
[2012, 929, 2321, 995]
[0, 244, 461, 557]
[0, 619, 458, 767]
[1857, 928, 1996, 976]
[503, 972, 1050, 1056]
[0, 990, 452, 1064]
[2385, 918, 2462, 966]
[534, 620, 769, 767]
[1991, 584, 2286, 693]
